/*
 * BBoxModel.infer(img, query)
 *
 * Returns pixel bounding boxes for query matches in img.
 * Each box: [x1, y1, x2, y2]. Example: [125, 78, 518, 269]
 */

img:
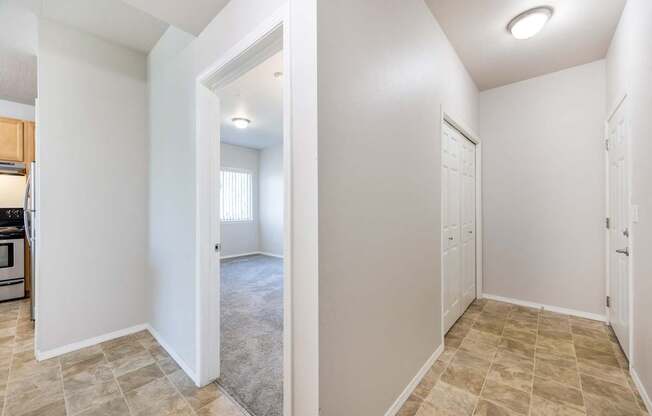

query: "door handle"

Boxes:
[616, 247, 629, 256]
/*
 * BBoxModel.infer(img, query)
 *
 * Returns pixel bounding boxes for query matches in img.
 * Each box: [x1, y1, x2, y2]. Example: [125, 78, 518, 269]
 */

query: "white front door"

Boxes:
[607, 99, 630, 357]
[442, 122, 476, 333]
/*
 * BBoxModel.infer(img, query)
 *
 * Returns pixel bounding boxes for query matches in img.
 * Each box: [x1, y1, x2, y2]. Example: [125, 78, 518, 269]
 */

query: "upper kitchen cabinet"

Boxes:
[23, 121, 35, 167]
[0, 117, 25, 162]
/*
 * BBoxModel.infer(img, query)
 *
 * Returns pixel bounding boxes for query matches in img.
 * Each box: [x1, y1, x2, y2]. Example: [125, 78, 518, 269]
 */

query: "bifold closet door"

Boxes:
[442, 122, 476, 334]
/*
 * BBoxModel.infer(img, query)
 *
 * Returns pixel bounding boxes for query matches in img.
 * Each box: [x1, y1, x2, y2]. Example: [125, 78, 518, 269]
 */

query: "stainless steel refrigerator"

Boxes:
[24, 161, 36, 320]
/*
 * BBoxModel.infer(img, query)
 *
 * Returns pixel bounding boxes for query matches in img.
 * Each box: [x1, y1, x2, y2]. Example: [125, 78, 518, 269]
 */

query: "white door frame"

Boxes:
[604, 94, 633, 363]
[440, 110, 482, 343]
[195, 6, 294, 414]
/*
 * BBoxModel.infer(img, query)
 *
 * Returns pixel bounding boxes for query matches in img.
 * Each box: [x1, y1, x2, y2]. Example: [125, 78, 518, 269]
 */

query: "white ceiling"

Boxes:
[121, 0, 230, 36]
[426, 0, 627, 90]
[219, 52, 283, 150]
[41, 0, 168, 53]
[0, 0, 232, 106]
[0, 1, 38, 105]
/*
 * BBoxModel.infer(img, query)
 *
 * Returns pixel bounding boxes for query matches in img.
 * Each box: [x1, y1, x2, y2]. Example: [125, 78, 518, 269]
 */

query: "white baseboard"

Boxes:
[221, 251, 284, 260]
[384, 343, 444, 416]
[36, 323, 148, 361]
[482, 293, 607, 322]
[146, 324, 198, 385]
[631, 367, 652, 413]
[35, 321, 200, 387]
[259, 252, 283, 259]
[220, 252, 261, 260]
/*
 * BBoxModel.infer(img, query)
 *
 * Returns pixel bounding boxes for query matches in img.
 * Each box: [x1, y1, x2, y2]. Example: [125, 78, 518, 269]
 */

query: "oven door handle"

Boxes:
[23, 168, 32, 246]
[0, 280, 23, 287]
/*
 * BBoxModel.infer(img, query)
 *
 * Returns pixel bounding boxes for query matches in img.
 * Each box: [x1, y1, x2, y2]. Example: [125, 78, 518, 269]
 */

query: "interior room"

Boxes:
[0, 0, 37, 325]
[0, 1, 649, 416]
[217, 51, 284, 416]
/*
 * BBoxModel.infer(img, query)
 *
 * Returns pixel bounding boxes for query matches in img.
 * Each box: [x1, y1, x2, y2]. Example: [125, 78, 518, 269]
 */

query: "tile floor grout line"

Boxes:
[469, 299, 503, 415]
[56, 356, 70, 415]
[417, 299, 481, 414]
[527, 306, 541, 416]
[149, 338, 201, 416]
[612, 333, 647, 413]
[103, 344, 138, 416]
[0, 306, 19, 416]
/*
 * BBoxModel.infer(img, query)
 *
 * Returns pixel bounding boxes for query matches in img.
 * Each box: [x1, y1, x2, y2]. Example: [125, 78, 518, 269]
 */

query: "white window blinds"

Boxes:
[220, 168, 253, 222]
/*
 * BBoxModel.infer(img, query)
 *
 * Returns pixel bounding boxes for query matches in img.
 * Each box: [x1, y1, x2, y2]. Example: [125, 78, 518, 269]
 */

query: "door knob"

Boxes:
[616, 247, 629, 256]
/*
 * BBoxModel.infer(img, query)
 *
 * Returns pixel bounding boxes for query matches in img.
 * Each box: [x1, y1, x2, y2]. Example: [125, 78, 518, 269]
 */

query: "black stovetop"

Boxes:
[0, 209, 24, 239]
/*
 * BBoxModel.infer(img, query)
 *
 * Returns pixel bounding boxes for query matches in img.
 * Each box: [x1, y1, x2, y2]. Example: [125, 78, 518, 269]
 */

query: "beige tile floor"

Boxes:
[0, 299, 248, 416]
[1, 296, 649, 416]
[398, 298, 650, 416]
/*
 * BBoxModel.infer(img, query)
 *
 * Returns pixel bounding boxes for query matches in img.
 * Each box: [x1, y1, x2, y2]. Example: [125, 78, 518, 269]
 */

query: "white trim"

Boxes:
[220, 252, 262, 260]
[220, 251, 284, 260]
[631, 368, 652, 413]
[36, 323, 148, 361]
[195, 5, 294, 414]
[482, 293, 607, 322]
[384, 344, 444, 416]
[440, 110, 482, 343]
[147, 324, 199, 385]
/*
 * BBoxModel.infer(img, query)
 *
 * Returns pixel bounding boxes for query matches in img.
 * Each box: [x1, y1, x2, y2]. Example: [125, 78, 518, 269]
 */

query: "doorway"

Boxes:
[606, 95, 632, 359]
[441, 117, 480, 334]
[195, 17, 291, 416]
[217, 50, 284, 416]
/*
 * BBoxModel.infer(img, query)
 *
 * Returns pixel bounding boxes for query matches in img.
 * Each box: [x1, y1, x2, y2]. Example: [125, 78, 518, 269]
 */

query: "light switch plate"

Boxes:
[632, 205, 640, 223]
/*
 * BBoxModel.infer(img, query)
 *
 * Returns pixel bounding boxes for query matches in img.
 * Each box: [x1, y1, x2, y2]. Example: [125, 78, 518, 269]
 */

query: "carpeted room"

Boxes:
[216, 51, 285, 416]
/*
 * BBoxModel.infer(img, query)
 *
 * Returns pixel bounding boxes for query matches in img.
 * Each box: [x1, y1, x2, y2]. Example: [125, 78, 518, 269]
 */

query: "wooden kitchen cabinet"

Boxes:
[22, 121, 35, 296]
[23, 121, 35, 173]
[0, 117, 25, 162]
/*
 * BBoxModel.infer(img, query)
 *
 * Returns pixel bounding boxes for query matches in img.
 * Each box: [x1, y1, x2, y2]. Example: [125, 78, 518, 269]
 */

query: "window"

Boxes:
[220, 168, 253, 222]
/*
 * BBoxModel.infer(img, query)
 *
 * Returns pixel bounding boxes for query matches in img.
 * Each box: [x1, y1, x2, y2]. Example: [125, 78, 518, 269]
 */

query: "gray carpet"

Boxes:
[219, 255, 283, 416]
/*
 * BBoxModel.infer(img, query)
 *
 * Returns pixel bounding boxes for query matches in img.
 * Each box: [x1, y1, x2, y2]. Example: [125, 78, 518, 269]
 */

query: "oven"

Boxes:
[0, 238, 24, 301]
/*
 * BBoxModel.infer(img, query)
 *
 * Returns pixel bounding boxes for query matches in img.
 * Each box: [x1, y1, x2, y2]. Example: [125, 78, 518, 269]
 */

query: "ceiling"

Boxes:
[41, 0, 168, 53]
[219, 52, 283, 150]
[0, 0, 232, 105]
[121, 0, 230, 37]
[426, 0, 627, 90]
[0, 1, 38, 104]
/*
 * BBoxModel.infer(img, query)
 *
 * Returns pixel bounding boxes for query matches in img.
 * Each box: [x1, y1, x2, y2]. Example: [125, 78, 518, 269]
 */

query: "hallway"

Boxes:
[0, 299, 247, 416]
[399, 299, 648, 416]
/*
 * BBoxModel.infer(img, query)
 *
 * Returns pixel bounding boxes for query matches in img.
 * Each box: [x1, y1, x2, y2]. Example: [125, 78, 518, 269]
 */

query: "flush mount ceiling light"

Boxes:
[507, 6, 553, 40]
[232, 117, 251, 129]
[273, 71, 283, 79]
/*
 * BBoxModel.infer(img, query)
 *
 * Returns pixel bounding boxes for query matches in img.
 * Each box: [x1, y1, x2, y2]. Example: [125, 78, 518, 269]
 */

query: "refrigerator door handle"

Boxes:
[23, 168, 32, 246]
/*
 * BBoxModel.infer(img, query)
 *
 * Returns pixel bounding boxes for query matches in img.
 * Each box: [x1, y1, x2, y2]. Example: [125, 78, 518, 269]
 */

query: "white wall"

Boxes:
[606, 0, 652, 403]
[480, 61, 606, 316]
[0, 99, 35, 121]
[0, 175, 25, 207]
[148, 3, 320, 411]
[259, 143, 283, 256]
[220, 143, 260, 257]
[37, 20, 148, 354]
[317, 0, 478, 414]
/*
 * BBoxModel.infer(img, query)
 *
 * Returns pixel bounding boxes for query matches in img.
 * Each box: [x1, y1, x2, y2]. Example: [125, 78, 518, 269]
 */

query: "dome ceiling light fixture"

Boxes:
[232, 117, 251, 129]
[507, 6, 554, 40]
